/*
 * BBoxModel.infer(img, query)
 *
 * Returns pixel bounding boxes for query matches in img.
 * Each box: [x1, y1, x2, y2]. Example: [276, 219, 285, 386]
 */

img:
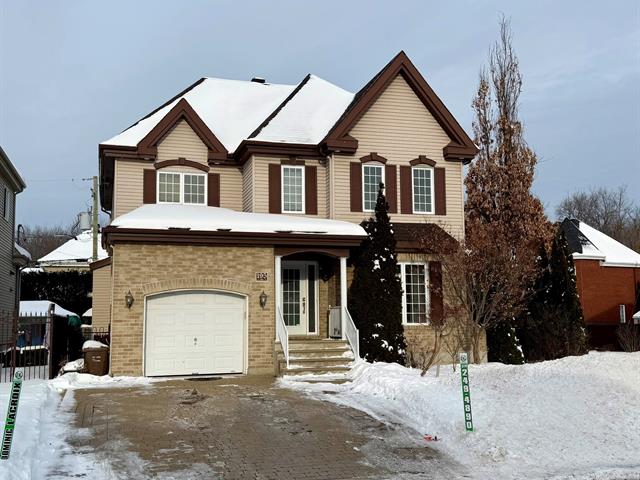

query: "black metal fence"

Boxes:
[0, 308, 51, 382]
[0, 303, 88, 382]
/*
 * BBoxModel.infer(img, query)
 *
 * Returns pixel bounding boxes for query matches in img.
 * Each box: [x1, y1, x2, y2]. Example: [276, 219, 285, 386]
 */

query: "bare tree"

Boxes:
[18, 221, 80, 262]
[617, 323, 640, 352]
[556, 186, 640, 251]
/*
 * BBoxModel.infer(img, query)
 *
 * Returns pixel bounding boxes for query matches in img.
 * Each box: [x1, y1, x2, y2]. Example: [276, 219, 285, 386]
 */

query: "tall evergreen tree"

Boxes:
[547, 229, 588, 357]
[465, 18, 552, 363]
[518, 229, 587, 361]
[349, 183, 406, 364]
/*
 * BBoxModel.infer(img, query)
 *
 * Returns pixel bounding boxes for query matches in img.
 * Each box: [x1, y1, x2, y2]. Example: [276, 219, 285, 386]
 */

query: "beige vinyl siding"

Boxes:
[212, 166, 243, 210]
[114, 159, 244, 216]
[91, 263, 112, 329]
[242, 157, 254, 212]
[333, 75, 465, 239]
[0, 172, 16, 312]
[252, 155, 327, 217]
[157, 120, 208, 165]
[113, 159, 147, 218]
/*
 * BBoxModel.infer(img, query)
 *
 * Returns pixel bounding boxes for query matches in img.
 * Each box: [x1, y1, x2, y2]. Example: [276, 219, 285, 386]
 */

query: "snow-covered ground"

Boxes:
[0, 374, 159, 480]
[281, 351, 640, 480]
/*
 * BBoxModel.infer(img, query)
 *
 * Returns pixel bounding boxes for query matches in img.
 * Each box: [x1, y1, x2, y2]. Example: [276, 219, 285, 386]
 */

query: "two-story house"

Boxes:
[0, 146, 28, 313]
[96, 52, 478, 377]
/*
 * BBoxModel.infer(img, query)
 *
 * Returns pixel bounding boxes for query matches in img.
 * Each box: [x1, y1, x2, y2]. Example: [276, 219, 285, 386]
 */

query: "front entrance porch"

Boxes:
[274, 250, 359, 375]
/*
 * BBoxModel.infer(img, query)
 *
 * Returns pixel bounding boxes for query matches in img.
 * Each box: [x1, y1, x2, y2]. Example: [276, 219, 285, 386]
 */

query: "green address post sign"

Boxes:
[1, 369, 24, 460]
[459, 353, 474, 432]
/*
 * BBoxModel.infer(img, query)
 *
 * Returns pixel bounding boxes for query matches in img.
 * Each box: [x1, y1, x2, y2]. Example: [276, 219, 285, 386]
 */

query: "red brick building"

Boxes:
[561, 219, 640, 349]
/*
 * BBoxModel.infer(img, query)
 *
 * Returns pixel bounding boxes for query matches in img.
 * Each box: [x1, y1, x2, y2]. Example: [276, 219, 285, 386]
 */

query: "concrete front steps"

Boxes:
[276, 336, 355, 377]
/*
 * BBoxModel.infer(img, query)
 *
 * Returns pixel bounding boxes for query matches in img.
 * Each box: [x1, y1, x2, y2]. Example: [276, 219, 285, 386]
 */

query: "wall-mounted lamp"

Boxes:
[259, 290, 268, 309]
[125, 290, 135, 309]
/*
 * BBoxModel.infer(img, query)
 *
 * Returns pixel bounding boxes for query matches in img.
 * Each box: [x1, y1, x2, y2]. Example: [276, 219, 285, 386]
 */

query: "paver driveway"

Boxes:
[53, 376, 466, 479]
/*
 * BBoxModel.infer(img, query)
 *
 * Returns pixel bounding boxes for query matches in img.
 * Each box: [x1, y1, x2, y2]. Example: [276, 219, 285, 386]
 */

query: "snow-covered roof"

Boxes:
[252, 75, 355, 144]
[38, 230, 108, 265]
[102, 78, 297, 153]
[569, 220, 640, 267]
[14, 243, 31, 260]
[101, 75, 355, 153]
[20, 300, 79, 318]
[110, 204, 366, 237]
[83, 308, 92, 317]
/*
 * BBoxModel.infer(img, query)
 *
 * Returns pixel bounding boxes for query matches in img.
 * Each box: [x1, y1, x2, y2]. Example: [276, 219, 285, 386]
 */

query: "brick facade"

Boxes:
[109, 243, 275, 376]
[574, 259, 640, 348]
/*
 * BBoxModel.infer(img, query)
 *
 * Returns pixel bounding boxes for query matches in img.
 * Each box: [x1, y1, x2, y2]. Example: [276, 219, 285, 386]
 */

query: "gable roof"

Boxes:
[250, 75, 354, 145]
[102, 77, 297, 153]
[38, 230, 108, 265]
[561, 218, 640, 267]
[322, 51, 478, 162]
[0, 146, 26, 193]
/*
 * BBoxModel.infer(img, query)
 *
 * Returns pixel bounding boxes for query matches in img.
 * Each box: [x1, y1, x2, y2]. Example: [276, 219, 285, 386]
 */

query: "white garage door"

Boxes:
[145, 290, 245, 377]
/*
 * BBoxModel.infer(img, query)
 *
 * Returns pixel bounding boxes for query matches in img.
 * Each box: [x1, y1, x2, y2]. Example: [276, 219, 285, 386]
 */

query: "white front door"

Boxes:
[281, 261, 318, 335]
[145, 290, 245, 376]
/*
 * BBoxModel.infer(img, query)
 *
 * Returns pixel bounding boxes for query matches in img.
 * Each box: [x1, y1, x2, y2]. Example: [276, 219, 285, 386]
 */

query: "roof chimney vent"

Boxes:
[251, 77, 266, 84]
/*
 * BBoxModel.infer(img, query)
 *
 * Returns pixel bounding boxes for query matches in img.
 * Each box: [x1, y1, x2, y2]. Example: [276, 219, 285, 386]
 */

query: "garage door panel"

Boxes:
[145, 291, 245, 377]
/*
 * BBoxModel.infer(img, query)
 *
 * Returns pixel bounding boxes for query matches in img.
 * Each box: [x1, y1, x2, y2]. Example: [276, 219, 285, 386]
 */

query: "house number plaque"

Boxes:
[255, 272, 268, 282]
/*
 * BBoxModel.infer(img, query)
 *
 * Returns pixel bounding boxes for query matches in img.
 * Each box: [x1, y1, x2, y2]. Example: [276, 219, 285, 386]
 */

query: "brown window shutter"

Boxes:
[143, 169, 156, 204]
[434, 167, 446, 215]
[429, 261, 444, 325]
[385, 164, 397, 214]
[349, 162, 362, 212]
[208, 173, 220, 207]
[400, 166, 412, 214]
[305, 165, 317, 215]
[268, 163, 281, 214]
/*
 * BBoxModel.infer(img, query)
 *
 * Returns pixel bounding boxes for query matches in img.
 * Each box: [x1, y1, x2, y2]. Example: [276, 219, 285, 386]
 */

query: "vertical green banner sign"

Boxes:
[1, 369, 24, 460]
[459, 353, 474, 432]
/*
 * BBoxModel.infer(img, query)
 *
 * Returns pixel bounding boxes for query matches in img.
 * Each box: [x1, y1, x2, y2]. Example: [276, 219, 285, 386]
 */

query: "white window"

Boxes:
[398, 263, 429, 324]
[282, 166, 304, 213]
[363, 164, 384, 211]
[158, 171, 207, 205]
[184, 174, 206, 205]
[412, 166, 434, 214]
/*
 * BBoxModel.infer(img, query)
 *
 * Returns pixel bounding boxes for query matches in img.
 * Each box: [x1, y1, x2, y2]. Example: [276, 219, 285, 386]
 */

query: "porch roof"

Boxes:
[109, 204, 366, 237]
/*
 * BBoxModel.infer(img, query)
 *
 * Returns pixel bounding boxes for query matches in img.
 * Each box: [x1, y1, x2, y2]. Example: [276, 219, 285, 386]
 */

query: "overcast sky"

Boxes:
[1, 0, 638, 227]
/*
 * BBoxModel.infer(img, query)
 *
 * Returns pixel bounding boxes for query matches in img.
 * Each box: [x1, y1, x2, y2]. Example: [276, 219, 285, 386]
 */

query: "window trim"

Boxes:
[156, 170, 208, 205]
[281, 165, 305, 214]
[362, 162, 385, 213]
[398, 262, 430, 325]
[411, 166, 435, 215]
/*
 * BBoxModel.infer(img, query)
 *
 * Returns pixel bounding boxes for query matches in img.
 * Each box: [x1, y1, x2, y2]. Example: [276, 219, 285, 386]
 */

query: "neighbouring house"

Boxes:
[560, 218, 640, 349]
[0, 147, 29, 319]
[37, 230, 107, 272]
[97, 51, 479, 377]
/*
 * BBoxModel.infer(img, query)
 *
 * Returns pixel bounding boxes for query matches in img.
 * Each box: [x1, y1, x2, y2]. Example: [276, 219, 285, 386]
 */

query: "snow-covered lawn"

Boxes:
[281, 351, 640, 480]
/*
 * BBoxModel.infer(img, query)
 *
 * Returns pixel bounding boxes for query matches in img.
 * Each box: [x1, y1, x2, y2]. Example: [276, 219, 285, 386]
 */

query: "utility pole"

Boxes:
[92, 176, 98, 262]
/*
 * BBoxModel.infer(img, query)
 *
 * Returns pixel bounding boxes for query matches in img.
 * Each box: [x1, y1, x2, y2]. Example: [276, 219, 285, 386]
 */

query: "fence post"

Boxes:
[10, 309, 17, 382]
[47, 304, 54, 380]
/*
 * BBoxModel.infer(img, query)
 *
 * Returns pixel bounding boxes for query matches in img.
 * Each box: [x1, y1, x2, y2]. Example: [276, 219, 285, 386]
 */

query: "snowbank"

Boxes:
[0, 380, 67, 479]
[50, 372, 158, 391]
[282, 352, 640, 480]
